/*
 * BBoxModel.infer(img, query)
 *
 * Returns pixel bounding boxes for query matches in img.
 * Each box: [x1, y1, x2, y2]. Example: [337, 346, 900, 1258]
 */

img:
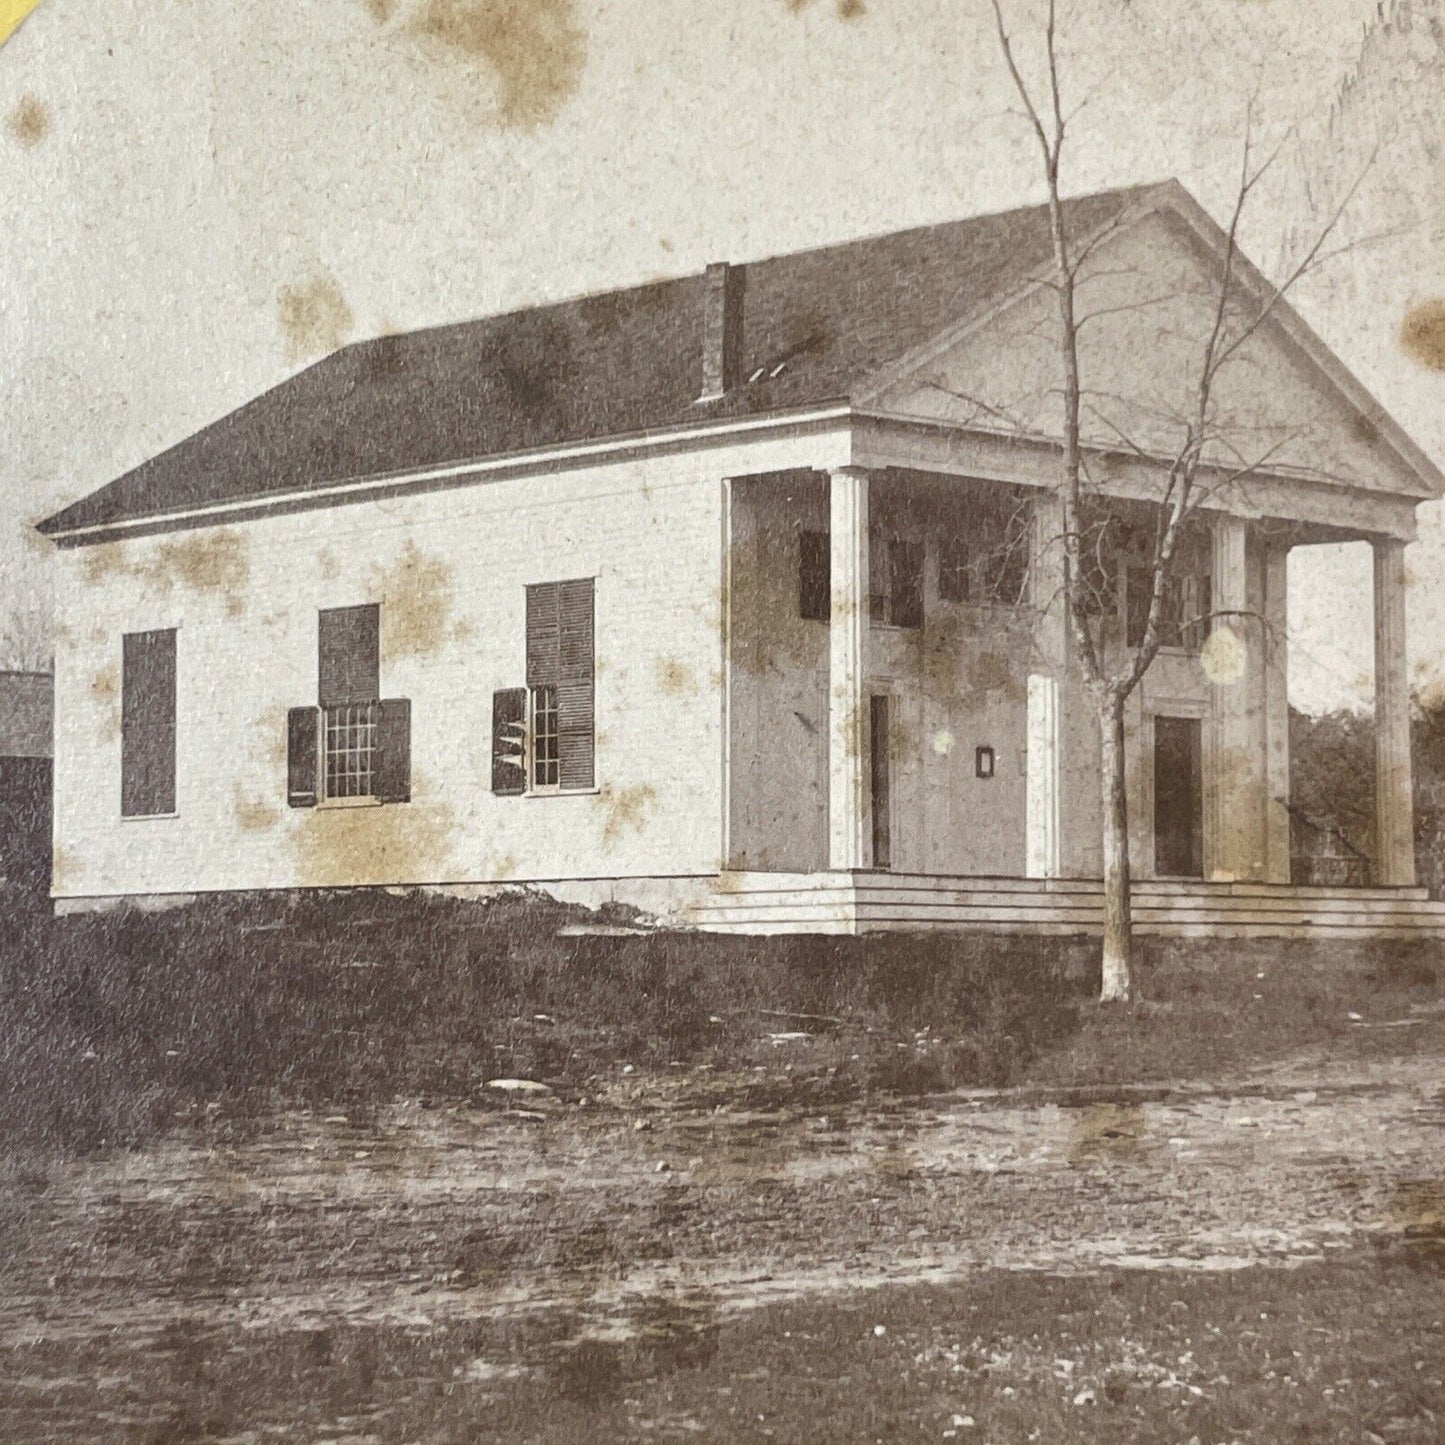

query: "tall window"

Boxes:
[121, 628, 177, 818]
[938, 500, 1031, 607]
[798, 530, 830, 621]
[869, 537, 925, 628]
[526, 578, 595, 792]
[318, 604, 380, 800]
[1126, 566, 1212, 652]
[531, 684, 559, 788]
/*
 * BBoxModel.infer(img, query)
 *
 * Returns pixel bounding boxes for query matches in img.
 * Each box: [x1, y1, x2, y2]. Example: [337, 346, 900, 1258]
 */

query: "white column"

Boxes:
[1026, 493, 1065, 878]
[1263, 543, 1291, 883]
[1373, 538, 1415, 886]
[829, 467, 870, 871]
[1209, 514, 1256, 881]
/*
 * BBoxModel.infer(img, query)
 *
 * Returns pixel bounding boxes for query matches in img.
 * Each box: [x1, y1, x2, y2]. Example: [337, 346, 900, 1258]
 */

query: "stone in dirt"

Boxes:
[484, 1079, 554, 1095]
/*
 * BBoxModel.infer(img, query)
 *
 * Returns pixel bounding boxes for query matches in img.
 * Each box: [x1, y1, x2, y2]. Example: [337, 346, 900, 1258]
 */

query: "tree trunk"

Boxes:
[1099, 695, 1132, 1003]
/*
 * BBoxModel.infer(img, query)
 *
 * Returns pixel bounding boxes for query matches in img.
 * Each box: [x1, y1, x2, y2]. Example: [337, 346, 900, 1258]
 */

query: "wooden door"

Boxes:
[1154, 715, 1203, 878]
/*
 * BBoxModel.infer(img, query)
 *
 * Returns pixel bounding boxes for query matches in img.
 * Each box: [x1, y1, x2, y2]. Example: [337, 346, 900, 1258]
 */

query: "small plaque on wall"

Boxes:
[975, 745, 995, 779]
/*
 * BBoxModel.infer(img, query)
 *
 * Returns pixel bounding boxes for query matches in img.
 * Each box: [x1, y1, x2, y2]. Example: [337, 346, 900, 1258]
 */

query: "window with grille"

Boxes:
[526, 578, 595, 792]
[319, 604, 380, 801]
[531, 684, 559, 788]
[288, 604, 409, 809]
[324, 702, 379, 798]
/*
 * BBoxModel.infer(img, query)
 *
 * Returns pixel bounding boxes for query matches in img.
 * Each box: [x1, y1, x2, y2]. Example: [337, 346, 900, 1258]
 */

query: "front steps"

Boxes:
[683, 871, 1445, 939]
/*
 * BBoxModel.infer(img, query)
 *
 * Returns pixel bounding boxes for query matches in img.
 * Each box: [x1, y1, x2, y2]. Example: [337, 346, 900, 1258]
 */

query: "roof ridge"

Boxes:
[334, 179, 1178, 358]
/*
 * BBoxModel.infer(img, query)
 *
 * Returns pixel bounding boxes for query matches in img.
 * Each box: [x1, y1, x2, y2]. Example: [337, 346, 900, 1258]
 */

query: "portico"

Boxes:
[711, 405, 1429, 932]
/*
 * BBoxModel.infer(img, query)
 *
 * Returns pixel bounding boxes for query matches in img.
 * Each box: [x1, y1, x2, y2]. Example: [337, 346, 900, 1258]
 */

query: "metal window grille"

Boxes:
[531, 685, 559, 788]
[324, 702, 379, 799]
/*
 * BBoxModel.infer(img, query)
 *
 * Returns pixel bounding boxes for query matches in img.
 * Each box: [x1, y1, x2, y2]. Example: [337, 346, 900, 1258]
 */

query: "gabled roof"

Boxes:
[38, 185, 1152, 538]
[39, 177, 1443, 541]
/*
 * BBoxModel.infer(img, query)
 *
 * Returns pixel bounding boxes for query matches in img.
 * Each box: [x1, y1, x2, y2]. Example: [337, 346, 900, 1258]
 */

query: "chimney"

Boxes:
[699, 261, 746, 401]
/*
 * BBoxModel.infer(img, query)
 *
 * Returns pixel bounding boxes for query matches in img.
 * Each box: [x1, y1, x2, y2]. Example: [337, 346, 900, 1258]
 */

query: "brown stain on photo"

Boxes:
[291, 800, 457, 888]
[404, 0, 588, 129]
[234, 786, 280, 834]
[253, 703, 292, 771]
[655, 656, 696, 696]
[483, 851, 518, 879]
[51, 846, 80, 893]
[1400, 300, 1445, 372]
[1068, 1103, 1151, 1166]
[596, 782, 656, 849]
[372, 539, 466, 656]
[317, 547, 341, 582]
[90, 663, 121, 740]
[1388, 1178, 1445, 1242]
[5, 94, 49, 147]
[83, 529, 251, 616]
[783, 0, 865, 15]
[278, 275, 354, 364]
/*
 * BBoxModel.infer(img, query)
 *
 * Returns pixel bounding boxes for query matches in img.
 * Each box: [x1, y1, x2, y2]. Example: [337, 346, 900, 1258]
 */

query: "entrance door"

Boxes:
[1154, 715, 1203, 878]
[870, 694, 891, 870]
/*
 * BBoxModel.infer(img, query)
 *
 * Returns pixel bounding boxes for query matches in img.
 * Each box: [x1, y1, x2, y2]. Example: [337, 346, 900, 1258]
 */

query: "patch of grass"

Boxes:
[0, 890, 1088, 1152]
[1, 890, 1440, 1154]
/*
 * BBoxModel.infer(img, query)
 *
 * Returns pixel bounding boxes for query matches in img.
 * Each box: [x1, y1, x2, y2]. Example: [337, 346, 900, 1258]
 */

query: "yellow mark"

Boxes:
[1200, 626, 1246, 685]
[0, 0, 45, 49]
[278, 274, 354, 363]
[5, 92, 48, 145]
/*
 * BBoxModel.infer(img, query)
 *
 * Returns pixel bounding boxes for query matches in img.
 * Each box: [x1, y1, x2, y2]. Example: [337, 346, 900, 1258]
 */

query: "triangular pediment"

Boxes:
[860, 187, 1442, 502]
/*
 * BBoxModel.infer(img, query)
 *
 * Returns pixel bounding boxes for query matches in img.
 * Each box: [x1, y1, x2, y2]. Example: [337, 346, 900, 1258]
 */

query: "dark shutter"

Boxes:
[889, 541, 924, 629]
[319, 604, 380, 705]
[938, 534, 970, 603]
[798, 531, 830, 621]
[526, 579, 595, 791]
[287, 706, 320, 807]
[491, 687, 528, 795]
[375, 698, 411, 803]
[121, 629, 177, 817]
[556, 579, 595, 790]
[1125, 566, 1151, 648]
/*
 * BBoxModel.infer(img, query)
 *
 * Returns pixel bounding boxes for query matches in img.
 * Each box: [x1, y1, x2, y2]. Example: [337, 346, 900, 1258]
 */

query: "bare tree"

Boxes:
[987, 0, 1364, 1001]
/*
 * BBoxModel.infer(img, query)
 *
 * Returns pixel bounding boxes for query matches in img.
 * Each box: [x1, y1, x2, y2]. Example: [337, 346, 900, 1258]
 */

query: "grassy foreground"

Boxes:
[0, 886, 1440, 1154]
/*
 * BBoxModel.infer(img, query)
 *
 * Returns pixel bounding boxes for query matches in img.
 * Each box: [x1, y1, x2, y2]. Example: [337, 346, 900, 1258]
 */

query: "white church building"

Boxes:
[39, 181, 1445, 937]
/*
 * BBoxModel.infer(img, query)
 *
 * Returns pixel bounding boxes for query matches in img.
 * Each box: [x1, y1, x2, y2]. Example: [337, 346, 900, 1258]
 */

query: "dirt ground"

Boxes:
[2, 1015, 1444, 1442]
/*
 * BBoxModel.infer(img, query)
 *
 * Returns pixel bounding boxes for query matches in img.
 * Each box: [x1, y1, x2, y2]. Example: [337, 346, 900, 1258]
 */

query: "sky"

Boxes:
[1, 0, 1440, 711]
